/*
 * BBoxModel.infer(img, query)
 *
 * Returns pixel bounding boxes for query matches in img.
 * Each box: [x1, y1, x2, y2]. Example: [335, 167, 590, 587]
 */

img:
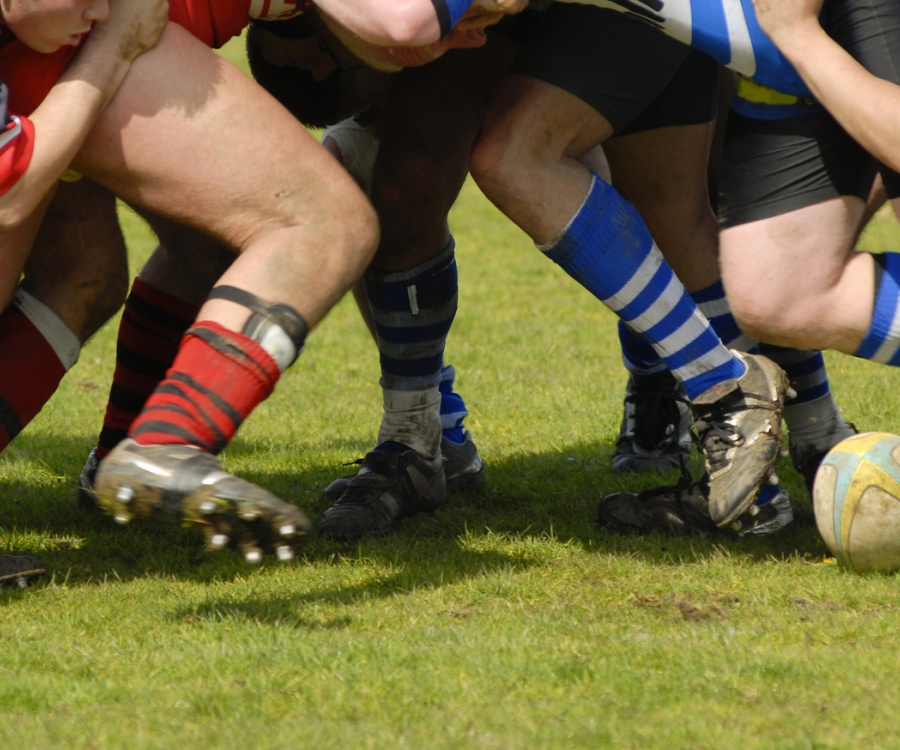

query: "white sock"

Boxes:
[378, 386, 442, 462]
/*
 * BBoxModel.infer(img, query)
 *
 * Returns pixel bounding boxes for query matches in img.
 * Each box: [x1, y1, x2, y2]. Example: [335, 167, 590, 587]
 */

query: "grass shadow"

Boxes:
[0, 431, 828, 596]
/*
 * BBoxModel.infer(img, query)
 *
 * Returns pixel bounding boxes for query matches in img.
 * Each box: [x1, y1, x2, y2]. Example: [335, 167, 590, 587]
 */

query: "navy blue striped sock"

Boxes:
[365, 239, 458, 457]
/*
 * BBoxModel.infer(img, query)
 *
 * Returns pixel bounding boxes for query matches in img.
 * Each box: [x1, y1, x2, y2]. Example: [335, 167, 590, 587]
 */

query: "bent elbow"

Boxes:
[0, 203, 30, 233]
[365, 1, 441, 45]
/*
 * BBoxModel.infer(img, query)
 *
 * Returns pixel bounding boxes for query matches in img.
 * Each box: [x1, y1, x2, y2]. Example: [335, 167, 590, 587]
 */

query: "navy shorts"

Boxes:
[508, 4, 719, 135]
[719, 0, 900, 227]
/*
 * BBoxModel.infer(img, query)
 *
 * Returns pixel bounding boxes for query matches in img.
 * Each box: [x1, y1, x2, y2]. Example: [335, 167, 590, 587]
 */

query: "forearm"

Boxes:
[777, 25, 900, 172]
[0, 55, 132, 230]
[314, 0, 453, 45]
[0, 0, 168, 230]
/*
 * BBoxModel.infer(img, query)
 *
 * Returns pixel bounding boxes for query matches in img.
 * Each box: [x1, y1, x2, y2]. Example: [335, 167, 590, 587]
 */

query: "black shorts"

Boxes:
[507, 4, 718, 135]
[719, 0, 900, 227]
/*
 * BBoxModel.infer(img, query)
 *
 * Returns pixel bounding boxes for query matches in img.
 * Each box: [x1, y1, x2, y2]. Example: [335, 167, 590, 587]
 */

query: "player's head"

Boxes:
[247, 16, 375, 129]
[2, 0, 108, 54]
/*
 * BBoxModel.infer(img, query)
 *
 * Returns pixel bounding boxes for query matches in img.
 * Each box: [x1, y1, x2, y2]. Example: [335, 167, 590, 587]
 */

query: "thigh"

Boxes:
[71, 23, 367, 254]
[721, 197, 865, 305]
[605, 121, 719, 290]
[0, 189, 54, 309]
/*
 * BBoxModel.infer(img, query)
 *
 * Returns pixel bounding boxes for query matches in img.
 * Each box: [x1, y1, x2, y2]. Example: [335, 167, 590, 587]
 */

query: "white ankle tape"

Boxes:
[378, 387, 442, 460]
[14, 289, 80, 370]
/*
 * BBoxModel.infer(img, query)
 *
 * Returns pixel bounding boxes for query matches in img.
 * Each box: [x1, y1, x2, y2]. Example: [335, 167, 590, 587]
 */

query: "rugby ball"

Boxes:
[813, 432, 900, 574]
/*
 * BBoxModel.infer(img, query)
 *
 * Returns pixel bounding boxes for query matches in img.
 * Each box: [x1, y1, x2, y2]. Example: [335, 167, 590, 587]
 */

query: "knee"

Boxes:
[371, 149, 462, 261]
[80, 266, 130, 339]
[469, 125, 529, 208]
[21, 253, 129, 342]
[334, 192, 380, 282]
[724, 279, 793, 344]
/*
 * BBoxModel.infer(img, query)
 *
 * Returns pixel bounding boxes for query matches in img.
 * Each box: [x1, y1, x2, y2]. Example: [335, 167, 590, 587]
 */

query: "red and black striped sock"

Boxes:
[95, 278, 200, 460]
[129, 321, 280, 454]
[0, 307, 66, 451]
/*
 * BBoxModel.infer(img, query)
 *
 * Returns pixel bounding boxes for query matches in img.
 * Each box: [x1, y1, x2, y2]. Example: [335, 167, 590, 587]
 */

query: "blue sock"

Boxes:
[543, 180, 743, 400]
[617, 322, 667, 378]
[691, 281, 759, 353]
[855, 253, 900, 366]
[438, 364, 467, 444]
[756, 482, 782, 507]
[618, 280, 758, 379]
[759, 345, 830, 406]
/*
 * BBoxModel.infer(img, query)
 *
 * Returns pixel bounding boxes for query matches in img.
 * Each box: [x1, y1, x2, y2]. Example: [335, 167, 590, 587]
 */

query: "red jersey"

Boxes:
[0, 0, 309, 193]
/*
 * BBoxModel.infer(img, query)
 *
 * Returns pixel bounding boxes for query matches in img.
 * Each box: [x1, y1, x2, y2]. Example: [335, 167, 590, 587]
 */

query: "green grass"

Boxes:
[4, 36, 900, 749]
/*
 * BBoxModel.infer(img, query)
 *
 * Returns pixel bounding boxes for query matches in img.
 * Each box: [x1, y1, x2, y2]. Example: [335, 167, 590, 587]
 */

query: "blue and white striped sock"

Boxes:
[692, 280, 758, 354]
[618, 279, 757, 378]
[759, 345, 829, 406]
[760, 343, 849, 455]
[544, 175, 745, 400]
[855, 252, 900, 366]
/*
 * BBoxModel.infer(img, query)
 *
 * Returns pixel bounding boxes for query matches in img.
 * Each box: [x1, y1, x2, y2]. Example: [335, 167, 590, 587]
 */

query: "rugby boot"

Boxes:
[0, 554, 46, 588]
[77, 448, 99, 510]
[94, 439, 312, 562]
[691, 352, 792, 527]
[439, 431, 486, 491]
[789, 415, 858, 497]
[322, 432, 482, 500]
[318, 442, 446, 540]
[597, 473, 794, 538]
[612, 371, 692, 474]
[597, 476, 718, 537]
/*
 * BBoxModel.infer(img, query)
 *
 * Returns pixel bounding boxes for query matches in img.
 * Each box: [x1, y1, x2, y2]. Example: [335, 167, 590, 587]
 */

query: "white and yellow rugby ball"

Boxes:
[814, 432, 900, 574]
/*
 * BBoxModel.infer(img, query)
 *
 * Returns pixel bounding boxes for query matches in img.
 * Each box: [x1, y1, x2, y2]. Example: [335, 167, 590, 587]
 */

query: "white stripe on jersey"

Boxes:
[0, 116, 22, 152]
[721, 0, 756, 76]
[248, 0, 303, 21]
[559, 0, 760, 77]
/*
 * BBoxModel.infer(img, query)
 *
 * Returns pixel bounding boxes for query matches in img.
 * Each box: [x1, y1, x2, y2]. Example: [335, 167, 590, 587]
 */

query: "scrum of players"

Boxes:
[0, 0, 897, 584]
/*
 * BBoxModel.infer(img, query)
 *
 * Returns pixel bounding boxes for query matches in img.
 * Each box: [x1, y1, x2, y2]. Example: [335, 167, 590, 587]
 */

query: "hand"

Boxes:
[379, 28, 488, 68]
[84, 0, 170, 62]
[469, 0, 529, 15]
[753, 0, 825, 48]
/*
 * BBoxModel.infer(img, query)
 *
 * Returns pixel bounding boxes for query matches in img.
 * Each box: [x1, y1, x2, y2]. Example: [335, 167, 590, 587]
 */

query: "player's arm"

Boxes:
[754, 0, 900, 172]
[313, 0, 525, 46]
[0, 0, 168, 231]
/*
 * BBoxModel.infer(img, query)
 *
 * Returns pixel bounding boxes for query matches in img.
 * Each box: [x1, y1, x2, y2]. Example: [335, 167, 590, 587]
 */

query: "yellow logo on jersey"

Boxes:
[735, 76, 815, 108]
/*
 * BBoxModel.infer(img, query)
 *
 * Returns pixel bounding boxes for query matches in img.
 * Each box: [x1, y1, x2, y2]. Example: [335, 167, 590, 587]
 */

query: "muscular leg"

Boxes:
[73, 24, 377, 332]
[721, 0, 900, 362]
[721, 198, 874, 351]
[471, 6, 791, 528]
[0, 179, 127, 453]
[317, 39, 517, 539]
[75, 24, 378, 560]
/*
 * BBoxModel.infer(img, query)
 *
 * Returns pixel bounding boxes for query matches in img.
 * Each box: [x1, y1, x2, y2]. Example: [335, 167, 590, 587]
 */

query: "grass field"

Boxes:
[3, 37, 900, 750]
